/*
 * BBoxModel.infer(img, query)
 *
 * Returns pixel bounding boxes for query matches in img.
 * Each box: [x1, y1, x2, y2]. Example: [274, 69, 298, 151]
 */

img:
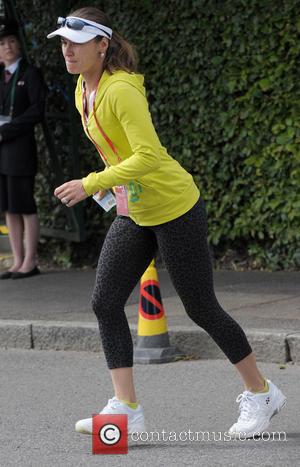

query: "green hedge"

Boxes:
[16, 0, 300, 269]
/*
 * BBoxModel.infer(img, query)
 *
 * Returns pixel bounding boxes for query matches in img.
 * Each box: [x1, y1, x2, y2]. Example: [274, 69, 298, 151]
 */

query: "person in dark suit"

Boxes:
[0, 20, 45, 279]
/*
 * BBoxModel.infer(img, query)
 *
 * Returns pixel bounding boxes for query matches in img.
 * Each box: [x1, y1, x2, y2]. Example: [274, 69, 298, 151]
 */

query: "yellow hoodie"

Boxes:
[75, 70, 200, 226]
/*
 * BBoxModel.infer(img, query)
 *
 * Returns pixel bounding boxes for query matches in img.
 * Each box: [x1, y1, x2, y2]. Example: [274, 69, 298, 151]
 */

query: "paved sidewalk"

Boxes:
[0, 268, 299, 363]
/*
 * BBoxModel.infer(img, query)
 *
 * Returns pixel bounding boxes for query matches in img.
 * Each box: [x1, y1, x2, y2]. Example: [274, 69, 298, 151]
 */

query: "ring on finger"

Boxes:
[62, 197, 69, 205]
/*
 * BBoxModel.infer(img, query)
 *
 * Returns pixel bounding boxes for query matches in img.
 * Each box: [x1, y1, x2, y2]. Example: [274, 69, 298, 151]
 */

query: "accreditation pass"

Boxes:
[92, 190, 116, 212]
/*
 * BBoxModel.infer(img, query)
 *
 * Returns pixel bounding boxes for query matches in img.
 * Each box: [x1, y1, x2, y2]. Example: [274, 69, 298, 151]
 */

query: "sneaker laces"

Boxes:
[236, 391, 259, 422]
[107, 397, 122, 410]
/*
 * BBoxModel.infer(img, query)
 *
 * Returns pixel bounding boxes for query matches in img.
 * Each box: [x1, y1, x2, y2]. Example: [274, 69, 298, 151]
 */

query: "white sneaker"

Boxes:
[228, 379, 286, 438]
[75, 397, 146, 435]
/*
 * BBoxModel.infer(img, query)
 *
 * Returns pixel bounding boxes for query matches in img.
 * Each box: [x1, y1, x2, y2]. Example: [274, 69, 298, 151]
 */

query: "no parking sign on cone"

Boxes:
[133, 260, 185, 364]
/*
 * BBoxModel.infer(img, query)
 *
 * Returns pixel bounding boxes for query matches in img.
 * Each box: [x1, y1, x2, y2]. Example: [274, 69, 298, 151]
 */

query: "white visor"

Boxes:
[47, 16, 113, 44]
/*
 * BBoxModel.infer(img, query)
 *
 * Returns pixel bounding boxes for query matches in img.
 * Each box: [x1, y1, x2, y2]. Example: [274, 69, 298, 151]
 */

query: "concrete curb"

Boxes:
[286, 332, 300, 363]
[0, 319, 298, 363]
[0, 320, 32, 349]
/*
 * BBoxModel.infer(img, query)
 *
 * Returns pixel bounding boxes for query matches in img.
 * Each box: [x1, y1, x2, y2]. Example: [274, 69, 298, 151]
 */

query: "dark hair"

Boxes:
[69, 7, 138, 73]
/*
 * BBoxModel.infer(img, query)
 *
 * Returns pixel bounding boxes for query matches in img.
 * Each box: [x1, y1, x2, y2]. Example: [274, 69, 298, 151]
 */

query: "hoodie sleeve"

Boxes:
[82, 82, 162, 195]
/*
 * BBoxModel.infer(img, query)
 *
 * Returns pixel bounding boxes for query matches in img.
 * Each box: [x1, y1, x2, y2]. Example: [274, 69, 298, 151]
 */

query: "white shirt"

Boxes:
[82, 80, 97, 119]
[5, 57, 22, 74]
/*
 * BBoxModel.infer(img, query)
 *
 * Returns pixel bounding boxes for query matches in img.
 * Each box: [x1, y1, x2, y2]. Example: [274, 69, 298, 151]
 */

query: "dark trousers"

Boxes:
[92, 198, 252, 369]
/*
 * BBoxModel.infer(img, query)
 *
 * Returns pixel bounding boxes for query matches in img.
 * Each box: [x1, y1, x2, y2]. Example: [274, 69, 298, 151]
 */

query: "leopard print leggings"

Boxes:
[91, 198, 252, 369]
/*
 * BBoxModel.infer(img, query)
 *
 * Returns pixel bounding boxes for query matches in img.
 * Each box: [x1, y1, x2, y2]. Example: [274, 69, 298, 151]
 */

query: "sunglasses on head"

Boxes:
[57, 17, 88, 30]
[57, 17, 112, 39]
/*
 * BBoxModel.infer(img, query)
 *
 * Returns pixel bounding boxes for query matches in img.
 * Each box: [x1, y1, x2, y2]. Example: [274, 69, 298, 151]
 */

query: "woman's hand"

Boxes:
[54, 179, 88, 207]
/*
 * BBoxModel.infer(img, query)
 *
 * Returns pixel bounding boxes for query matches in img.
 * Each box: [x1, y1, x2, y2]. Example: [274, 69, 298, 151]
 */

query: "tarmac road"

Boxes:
[1, 349, 299, 467]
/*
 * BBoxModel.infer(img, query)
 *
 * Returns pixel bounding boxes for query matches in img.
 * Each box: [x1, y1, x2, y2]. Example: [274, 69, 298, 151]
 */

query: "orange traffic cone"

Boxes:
[133, 259, 185, 364]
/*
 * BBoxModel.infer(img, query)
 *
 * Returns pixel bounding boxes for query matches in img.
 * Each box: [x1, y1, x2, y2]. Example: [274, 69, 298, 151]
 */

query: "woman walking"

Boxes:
[47, 7, 286, 438]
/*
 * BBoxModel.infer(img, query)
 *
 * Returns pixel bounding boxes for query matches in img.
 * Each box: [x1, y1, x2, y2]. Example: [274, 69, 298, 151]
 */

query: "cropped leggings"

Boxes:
[91, 198, 252, 369]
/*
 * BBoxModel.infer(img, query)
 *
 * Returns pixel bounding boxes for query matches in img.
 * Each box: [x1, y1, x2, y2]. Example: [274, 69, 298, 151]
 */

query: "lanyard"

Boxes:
[6, 65, 20, 117]
[82, 81, 122, 167]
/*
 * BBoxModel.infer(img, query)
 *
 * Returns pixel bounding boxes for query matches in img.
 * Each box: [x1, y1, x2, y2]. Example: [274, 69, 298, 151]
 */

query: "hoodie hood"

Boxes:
[75, 69, 146, 111]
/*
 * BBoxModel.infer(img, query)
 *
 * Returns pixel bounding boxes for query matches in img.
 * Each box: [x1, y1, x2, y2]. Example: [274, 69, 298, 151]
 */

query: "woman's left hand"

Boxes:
[54, 179, 88, 208]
